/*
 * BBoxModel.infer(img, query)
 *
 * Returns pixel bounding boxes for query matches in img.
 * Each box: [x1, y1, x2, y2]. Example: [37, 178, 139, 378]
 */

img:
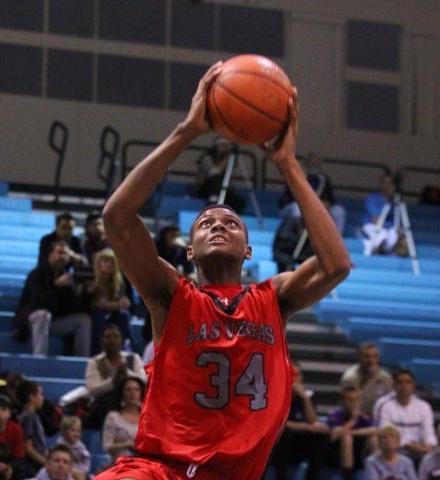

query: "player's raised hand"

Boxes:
[184, 61, 223, 135]
[264, 86, 299, 167]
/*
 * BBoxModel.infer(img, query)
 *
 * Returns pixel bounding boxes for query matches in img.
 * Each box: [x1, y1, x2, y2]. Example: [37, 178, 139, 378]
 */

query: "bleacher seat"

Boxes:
[0, 182, 8, 196]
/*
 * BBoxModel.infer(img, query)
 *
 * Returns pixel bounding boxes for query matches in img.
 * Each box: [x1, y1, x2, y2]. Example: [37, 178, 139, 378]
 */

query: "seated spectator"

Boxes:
[195, 136, 246, 213]
[16, 381, 47, 478]
[31, 444, 74, 480]
[327, 385, 377, 480]
[365, 425, 417, 480]
[155, 225, 195, 279]
[278, 152, 346, 234]
[341, 342, 393, 417]
[361, 173, 403, 256]
[55, 416, 90, 480]
[374, 368, 437, 466]
[102, 376, 144, 464]
[12, 240, 91, 356]
[271, 363, 329, 480]
[84, 324, 146, 429]
[82, 213, 110, 264]
[86, 248, 133, 355]
[3, 373, 61, 437]
[0, 394, 24, 480]
[38, 212, 87, 268]
[419, 424, 440, 480]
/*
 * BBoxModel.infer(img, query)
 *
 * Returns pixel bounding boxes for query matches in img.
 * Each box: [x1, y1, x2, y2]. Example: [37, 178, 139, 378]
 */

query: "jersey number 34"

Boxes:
[194, 352, 267, 411]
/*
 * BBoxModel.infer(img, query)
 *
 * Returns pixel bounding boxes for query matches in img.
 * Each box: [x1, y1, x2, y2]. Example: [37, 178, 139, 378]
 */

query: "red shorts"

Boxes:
[94, 456, 224, 480]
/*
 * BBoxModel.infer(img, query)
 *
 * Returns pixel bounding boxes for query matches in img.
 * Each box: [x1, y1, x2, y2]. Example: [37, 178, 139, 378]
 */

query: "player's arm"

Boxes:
[103, 62, 223, 339]
[270, 90, 351, 317]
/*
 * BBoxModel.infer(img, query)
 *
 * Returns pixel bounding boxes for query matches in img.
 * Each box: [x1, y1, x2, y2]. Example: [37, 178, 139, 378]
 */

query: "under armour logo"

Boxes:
[186, 464, 198, 478]
[221, 297, 229, 306]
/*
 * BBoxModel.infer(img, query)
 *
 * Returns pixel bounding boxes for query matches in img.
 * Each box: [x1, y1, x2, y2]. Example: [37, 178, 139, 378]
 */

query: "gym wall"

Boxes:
[0, 0, 439, 196]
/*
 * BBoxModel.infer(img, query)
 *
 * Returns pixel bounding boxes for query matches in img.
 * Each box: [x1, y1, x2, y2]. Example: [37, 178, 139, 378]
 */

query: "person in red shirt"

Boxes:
[96, 62, 351, 480]
[0, 394, 25, 479]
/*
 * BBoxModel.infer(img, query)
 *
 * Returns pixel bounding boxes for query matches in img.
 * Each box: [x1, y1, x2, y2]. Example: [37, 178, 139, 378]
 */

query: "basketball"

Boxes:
[207, 54, 293, 145]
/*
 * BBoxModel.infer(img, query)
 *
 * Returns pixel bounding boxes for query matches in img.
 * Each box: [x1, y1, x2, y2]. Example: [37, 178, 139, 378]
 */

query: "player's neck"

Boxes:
[197, 266, 242, 287]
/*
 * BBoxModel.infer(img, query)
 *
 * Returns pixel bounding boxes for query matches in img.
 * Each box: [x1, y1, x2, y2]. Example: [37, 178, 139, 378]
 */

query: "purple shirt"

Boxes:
[327, 407, 372, 429]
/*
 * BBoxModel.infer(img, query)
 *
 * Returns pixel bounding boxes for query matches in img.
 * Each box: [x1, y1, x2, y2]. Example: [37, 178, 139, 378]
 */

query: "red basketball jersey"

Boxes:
[135, 278, 295, 479]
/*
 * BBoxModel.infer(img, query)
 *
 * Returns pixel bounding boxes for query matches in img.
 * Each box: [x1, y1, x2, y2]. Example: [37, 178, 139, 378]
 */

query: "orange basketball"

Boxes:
[207, 54, 293, 145]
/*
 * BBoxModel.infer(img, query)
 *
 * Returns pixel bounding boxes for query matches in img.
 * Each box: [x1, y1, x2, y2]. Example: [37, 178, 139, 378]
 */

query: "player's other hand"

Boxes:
[183, 61, 223, 136]
[263, 86, 299, 167]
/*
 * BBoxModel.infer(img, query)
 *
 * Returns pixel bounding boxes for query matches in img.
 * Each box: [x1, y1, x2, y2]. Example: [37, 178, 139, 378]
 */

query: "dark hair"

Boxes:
[48, 444, 73, 461]
[16, 380, 40, 406]
[56, 212, 75, 226]
[189, 204, 248, 241]
[156, 225, 181, 256]
[0, 394, 11, 409]
[48, 239, 69, 255]
[102, 323, 123, 337]
[85, 212, 103, 228]
[111, 376, 145, 412]
[392, 368, 415, 382]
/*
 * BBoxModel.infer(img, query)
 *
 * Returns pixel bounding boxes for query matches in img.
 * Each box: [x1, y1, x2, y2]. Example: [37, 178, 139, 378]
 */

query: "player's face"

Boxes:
[188, 208, 251, 263]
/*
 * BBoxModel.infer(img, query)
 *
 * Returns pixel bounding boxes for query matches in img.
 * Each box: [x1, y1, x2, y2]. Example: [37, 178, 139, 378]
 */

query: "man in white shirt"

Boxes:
[374, 368, 437, 465]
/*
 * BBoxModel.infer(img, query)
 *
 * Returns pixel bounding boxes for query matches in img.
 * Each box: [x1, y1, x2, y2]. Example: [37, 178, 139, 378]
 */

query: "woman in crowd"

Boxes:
[102, 376, 144, 464]
[87, 248, 133, 354]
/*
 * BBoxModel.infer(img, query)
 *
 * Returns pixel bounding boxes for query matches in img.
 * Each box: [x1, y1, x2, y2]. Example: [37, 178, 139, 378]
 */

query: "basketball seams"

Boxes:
[217, 81, 285, 126]
[210, 87, 245, 142]
[220, 69, 292, 97]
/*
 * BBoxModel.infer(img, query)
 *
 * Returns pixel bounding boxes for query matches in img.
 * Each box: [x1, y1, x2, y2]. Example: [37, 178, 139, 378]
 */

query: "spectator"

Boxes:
[31, 444, 74, 480]
[16, 381, 47, 477]
[195, 136, 246, 213]
[84, 324, 146, 429]
[86, 248, 133, 355]
[374, 369, 437, 466]
[419, 424, 440, 480]
[278, 152, 346, 234]
[341, 342, 393, 416]
[55, 416, 90, 480]
[12, 240, 91, 356]
[271, 363, 329, 480]
[3, 373, 61, 437]
[327, 385, 378, 480]
[361, 173, 401, 256]
[38, 213, 87, 268]
[365, 425, 417, 480]
[102, 376, 144, 464]
[0, 394, 24, 480]
[82, 213, 110, 264]
[155, 225, 195, 279]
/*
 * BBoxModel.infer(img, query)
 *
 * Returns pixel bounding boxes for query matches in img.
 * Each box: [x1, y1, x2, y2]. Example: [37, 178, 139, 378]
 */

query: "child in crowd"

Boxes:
[56, 416, 91, 480]
[16, 381, 47, 478]
[365, 425, 417, 479]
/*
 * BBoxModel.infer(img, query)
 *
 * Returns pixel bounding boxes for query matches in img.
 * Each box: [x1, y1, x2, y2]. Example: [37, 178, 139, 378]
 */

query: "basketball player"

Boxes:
[97, 62, 351, 480]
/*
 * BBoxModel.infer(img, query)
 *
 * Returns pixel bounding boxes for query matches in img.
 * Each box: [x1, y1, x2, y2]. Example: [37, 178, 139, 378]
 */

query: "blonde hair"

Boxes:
[379, 425, 400, 440]
[60, 415, 81, 433]
[92, 248, 123, 300]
